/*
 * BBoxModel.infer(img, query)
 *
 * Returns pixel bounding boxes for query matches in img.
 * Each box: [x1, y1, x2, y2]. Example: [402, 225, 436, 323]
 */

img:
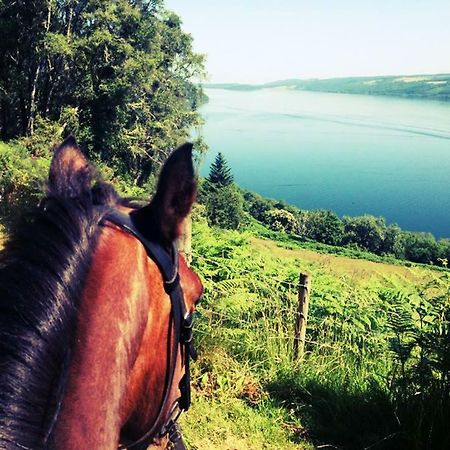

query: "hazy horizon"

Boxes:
[205, 72, 450, 85]
[165, 0, 450, 84]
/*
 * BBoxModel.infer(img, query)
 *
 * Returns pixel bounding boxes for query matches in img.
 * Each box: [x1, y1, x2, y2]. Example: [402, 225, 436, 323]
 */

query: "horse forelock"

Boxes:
[0, 181, 120, 449]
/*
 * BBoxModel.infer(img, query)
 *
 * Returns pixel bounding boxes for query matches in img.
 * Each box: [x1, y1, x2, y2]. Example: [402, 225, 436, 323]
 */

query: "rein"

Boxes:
[103, 210, 197, 450]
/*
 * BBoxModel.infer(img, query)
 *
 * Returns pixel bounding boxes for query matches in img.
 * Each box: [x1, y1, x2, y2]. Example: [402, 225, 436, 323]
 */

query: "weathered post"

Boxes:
[178, 216, 192, 266]
[293, 273, 311, 360]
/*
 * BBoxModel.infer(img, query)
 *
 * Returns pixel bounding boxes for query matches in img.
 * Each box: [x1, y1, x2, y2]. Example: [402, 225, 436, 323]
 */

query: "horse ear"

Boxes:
[131, 143, 196, 244]
[49, 136, 93, 197]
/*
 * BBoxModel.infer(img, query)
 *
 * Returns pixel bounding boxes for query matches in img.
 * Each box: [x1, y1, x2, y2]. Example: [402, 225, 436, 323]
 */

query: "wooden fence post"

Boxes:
[293, 273, 311, 360]
[178, 215, 192, 266]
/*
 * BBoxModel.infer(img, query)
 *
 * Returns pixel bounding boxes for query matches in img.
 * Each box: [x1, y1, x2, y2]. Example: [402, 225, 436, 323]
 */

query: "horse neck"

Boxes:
[53, 227, 154, 449]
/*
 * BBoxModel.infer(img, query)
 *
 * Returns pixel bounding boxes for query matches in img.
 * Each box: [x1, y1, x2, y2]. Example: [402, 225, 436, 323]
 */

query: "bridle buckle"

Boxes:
[182, 314, 194, 344]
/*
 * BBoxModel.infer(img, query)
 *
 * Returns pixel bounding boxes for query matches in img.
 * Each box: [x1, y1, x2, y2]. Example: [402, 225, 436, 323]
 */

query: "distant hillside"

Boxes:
[206, 73, 450, 101]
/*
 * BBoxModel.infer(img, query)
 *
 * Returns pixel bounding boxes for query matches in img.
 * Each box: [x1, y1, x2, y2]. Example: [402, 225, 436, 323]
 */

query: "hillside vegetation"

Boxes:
[206, 73, 450, 101]
[181, 219, 450, 450]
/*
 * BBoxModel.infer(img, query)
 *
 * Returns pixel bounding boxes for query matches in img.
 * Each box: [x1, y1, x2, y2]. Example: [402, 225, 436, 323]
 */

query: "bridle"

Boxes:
[103, 209, 198, 450]
[38, 207, 196, 450]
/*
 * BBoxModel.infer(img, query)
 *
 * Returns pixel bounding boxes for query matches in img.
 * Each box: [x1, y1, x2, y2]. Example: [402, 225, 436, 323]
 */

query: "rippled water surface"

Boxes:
[199, 88, 450, 238]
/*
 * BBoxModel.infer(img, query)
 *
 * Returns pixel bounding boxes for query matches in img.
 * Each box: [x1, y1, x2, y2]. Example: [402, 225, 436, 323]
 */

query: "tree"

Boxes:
[400, 232, 440, 264]
[302, 210, 344, 245]
[202, 152, 243, 229]
[205, 184, 244, 230]
[0, 0, 206, 185]
[264, 209, 298, 234]
[382, 224, 404, 257]
[243, 191, 271, 222]
[207, 153, 234, 187]
[342, 215, 387, 254]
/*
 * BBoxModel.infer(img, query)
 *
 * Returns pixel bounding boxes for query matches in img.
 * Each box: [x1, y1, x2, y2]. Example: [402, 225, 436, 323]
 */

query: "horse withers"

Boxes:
[0, 137, 203, 449]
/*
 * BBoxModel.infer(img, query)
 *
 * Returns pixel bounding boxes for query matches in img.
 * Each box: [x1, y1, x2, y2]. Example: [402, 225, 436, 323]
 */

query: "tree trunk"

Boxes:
[27, 63, 41, 135]
[27, 0, 53, 135]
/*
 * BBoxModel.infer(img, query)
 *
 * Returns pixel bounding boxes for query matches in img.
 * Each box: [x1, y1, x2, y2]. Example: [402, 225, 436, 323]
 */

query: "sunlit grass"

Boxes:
[184, 219, 449, 449]
[181, 391, 312, 450]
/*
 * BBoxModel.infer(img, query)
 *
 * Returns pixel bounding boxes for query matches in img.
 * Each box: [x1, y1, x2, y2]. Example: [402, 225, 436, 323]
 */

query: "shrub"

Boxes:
[0, 142, 49, 223]
[17, 107, 79, 158]
[400, 231, 440, 264]
[243, 191, 271, 222]
[264, 209, 299, 234]
[382, 223, 404, 257]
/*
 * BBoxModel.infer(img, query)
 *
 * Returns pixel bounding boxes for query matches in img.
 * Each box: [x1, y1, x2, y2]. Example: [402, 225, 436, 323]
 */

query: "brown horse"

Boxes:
[0, 137, 203, 449]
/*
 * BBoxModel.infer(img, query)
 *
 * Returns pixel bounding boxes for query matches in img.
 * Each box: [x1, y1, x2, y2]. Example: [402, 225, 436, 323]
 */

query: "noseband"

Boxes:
[103, 210, 197, 450]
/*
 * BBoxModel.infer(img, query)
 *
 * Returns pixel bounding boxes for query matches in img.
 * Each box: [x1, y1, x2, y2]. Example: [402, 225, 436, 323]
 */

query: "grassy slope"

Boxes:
[181, 221, 446, 449]
[251, 237, 436, 286]
[0, 214, 445, 449]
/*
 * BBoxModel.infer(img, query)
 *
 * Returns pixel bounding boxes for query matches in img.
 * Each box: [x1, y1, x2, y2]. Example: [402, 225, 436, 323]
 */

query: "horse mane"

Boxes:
[0, 176, 121, 449]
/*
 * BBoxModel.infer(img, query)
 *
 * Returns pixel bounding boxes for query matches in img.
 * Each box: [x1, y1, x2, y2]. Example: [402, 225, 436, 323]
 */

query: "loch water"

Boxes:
[199, 88, 450, 238]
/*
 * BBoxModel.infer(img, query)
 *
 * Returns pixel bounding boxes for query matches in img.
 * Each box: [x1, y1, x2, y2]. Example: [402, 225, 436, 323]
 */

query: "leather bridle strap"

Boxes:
[102, 210, 196, 450]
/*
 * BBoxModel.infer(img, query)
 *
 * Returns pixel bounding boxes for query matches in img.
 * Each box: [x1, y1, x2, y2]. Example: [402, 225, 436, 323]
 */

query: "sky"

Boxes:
[164, 0, 450, 84]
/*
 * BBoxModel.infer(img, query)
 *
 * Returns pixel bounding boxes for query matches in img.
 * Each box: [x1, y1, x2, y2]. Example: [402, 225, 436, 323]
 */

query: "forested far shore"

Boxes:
[205, 73, 450, 101]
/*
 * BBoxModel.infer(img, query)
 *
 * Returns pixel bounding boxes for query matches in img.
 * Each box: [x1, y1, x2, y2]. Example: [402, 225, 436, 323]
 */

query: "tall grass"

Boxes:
[187, 218, 450, 449]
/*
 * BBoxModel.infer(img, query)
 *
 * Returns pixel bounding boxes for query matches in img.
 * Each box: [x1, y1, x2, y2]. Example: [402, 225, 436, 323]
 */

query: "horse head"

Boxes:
[0, 137, 203, 449]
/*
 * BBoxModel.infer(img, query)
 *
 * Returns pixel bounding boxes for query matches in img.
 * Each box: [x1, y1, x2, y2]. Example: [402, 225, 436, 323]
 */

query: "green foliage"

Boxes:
[438, 239, 450, 268]
[17, 107, 79, 158]
[0, 0, 206, 183]
[0, 142, 49, 223]
[264, 208, 298, 234]
[207, 152, 234, 187]
[191, 221, 299, 375]
[181, 394, 305, 450]
[400, 231, 441, 264]
[300, 209, 344, 245]
[201, 155, 244, 230]
[385, 281, 450, 449]
[343, 215, 387, 253]
[0, 139, 147, 228]
[243, 191, 271, 222]
[205, 184, 244, 230]
[242, 187, 446, 267]
[382, 223, 404, 256]
[188, 218, 450, 449]
[243, 190, 302, 235]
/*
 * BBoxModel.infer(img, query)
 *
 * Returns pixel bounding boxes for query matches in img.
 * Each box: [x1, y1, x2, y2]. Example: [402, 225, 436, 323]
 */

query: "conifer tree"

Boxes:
[207, 153, 234, 186]
[203, 152, 243, 229]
